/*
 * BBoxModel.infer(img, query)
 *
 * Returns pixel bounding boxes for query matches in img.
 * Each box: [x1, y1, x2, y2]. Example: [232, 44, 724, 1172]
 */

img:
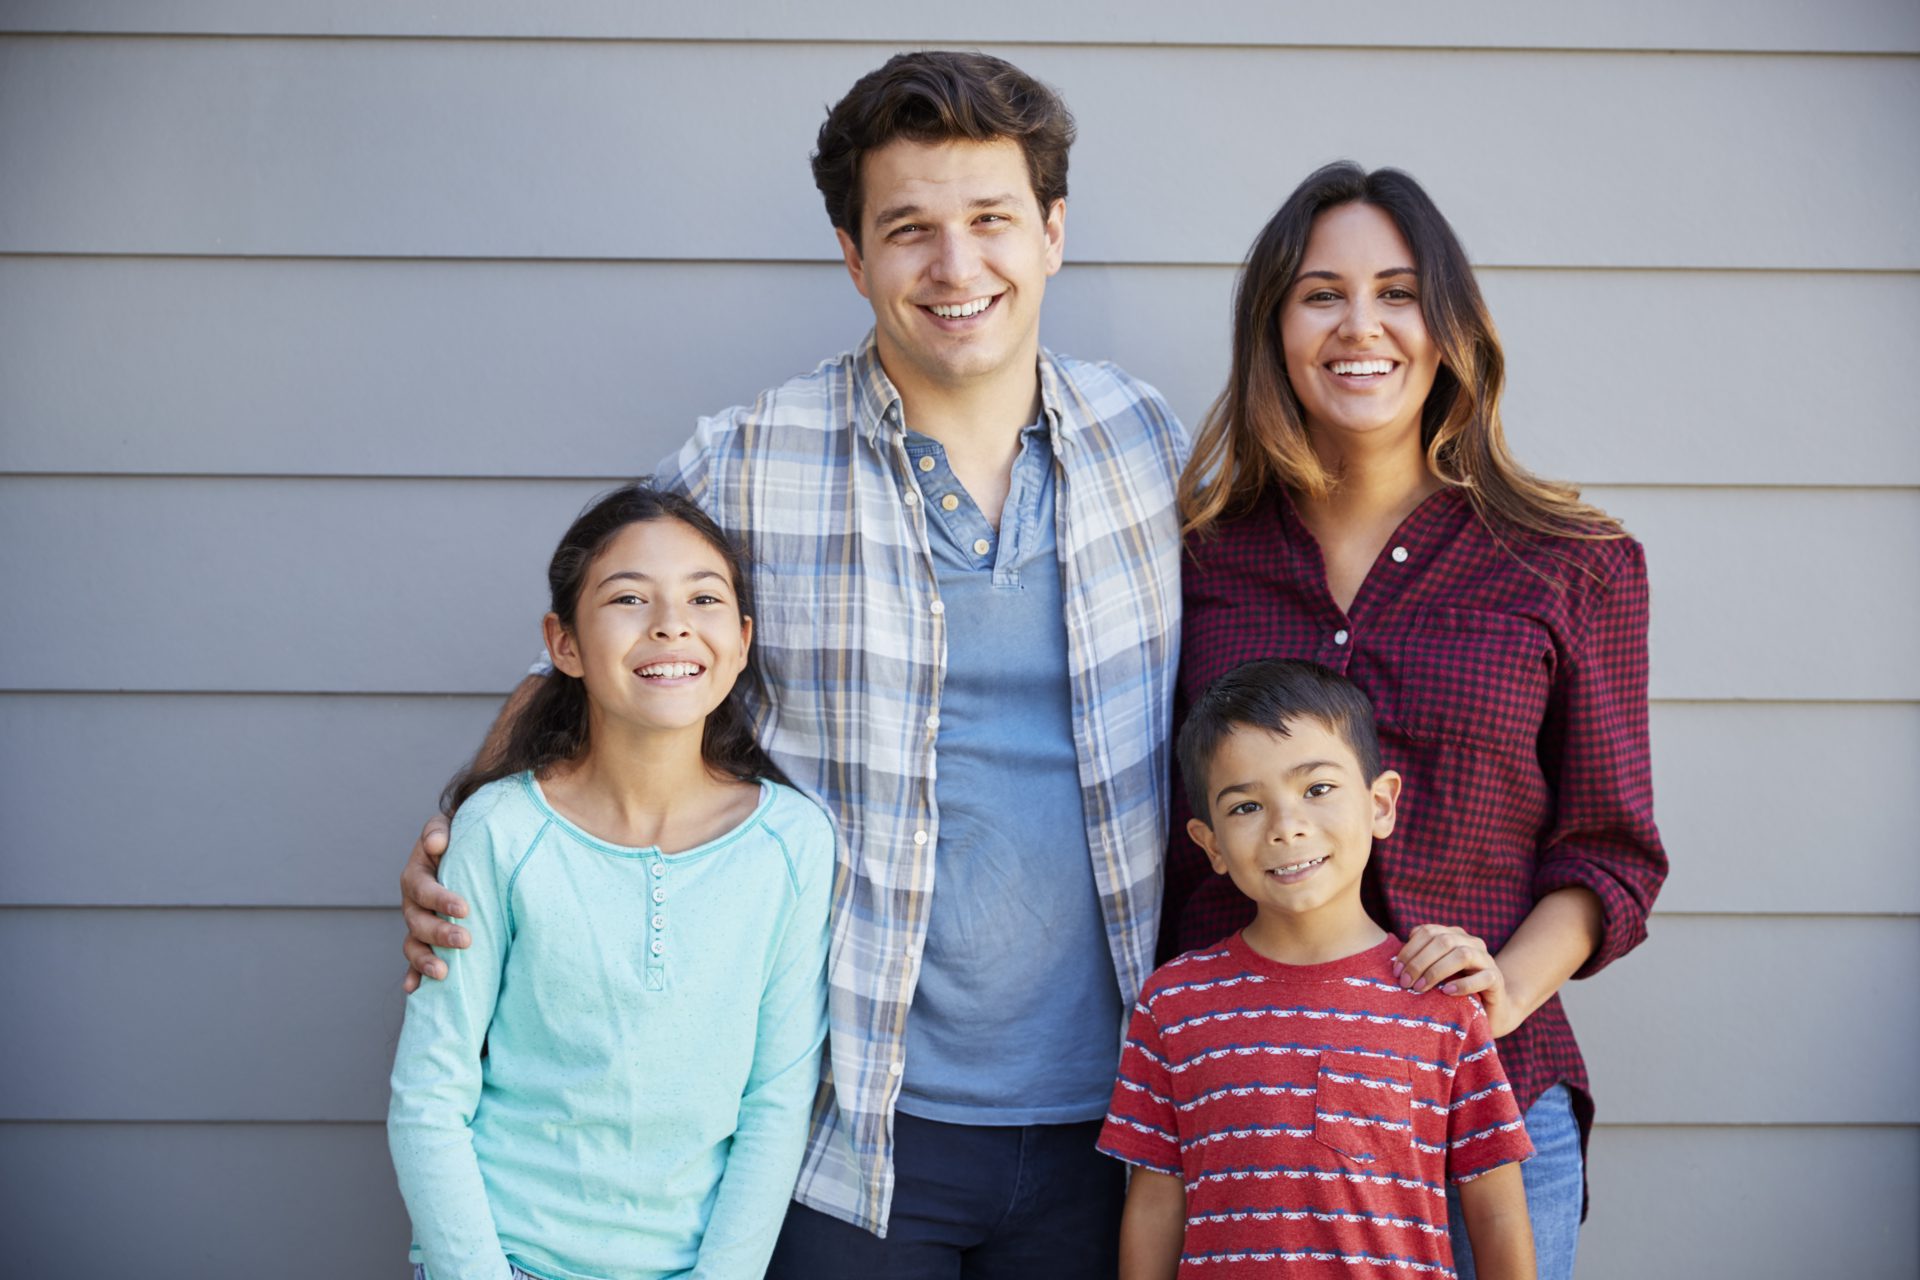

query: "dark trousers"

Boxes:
[766, 1112, 1124, 1280]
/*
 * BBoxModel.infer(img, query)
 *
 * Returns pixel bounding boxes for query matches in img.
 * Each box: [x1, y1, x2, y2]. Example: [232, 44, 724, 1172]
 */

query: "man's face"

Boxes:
[837, 137, 1065, 403]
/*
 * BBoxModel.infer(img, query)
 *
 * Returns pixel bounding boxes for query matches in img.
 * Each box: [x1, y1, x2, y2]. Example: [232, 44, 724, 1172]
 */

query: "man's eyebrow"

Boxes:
[871, 194, 1023, 227]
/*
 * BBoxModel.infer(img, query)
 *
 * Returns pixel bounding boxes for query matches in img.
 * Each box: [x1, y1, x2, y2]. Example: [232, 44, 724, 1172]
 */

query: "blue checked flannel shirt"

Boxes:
[654, 333, 1187, 1235]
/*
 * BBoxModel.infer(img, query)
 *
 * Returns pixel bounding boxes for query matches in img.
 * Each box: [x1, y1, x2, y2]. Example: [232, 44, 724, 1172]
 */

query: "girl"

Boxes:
[1164, 164, 1665, 1280]
[389, 482, 833, 1280]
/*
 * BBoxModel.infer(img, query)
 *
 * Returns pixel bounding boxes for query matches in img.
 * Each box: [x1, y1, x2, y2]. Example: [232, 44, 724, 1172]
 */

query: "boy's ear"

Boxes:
[1370, 770, 1402, 840]
[1187, 817, 1228, 876]
[542, 613, 584, 679]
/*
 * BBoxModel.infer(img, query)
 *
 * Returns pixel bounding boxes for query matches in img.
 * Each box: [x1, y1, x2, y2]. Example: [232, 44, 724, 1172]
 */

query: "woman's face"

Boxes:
[1280, 202, 1441, 457]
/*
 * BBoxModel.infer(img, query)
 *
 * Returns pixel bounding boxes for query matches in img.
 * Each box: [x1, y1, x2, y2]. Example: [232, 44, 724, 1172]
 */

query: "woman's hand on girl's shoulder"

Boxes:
[1393, 923, 1514, 1035]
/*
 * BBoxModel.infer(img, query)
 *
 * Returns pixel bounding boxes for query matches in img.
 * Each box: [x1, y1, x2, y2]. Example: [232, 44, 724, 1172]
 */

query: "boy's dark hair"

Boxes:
[1178, 659, 1384, 822]
[440, 481, 787, 816]
[811, 50, 1076, 249]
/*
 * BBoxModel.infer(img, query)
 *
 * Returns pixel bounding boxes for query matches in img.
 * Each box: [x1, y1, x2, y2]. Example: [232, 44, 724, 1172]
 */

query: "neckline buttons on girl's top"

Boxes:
[652, 886, 666, 903]
[651, 915, 665, 930]
[650, 861, 665, 877]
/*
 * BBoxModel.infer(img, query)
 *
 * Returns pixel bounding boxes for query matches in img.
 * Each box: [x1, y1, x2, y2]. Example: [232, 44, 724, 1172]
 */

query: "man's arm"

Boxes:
[1117, 1168, 1186, 1280]
[1455, 1163, 1536, 1280]
[401, 674, 542, 991]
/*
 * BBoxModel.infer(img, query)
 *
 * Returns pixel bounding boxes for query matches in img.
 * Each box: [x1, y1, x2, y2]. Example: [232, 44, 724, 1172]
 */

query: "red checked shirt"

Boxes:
[1165, 486, 1667, 1141]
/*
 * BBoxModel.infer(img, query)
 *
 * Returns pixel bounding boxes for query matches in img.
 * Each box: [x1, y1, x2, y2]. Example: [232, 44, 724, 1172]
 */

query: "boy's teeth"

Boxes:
[1270, 856, 1327, 874]
[1330, 359, 1394, 376]
[929, 297, 992, 318]
[638, 662, 701, 678]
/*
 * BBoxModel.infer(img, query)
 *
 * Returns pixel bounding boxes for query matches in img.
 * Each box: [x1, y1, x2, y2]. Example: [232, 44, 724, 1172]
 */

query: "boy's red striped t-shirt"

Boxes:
[1099, 934, 1533, 1277]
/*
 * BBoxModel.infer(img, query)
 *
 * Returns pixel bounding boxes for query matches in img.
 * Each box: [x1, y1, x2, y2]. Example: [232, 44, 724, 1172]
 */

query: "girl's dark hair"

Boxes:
[440, 481, 788, 816]
[1179, 161, 1622, 543]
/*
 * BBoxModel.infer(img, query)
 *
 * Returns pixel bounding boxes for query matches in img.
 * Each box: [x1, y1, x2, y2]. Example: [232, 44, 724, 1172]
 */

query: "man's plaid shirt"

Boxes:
[657, 334, 1188, 1235]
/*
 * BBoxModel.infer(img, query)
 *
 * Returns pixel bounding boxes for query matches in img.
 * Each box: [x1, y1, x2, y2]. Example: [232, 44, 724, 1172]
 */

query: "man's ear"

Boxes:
[1042, 197, 1066, 277]
[1188, 817, 1228, 877]
[1370, 770, 1403, 841]
[836, 227, 870, 298]
[542, 613, 584, 679]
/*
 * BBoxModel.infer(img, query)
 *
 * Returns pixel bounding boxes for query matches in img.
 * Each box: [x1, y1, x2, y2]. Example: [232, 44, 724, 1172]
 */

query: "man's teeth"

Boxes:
[1330, 359, 1394, 376]
[637, 662, 701, 678]
[929, 297, 993, 318]
[1268, 856, 1328, 875]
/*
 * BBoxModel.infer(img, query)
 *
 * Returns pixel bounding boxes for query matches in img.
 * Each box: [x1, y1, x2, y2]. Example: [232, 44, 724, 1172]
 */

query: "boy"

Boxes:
[1099, 660, 1536, 1279]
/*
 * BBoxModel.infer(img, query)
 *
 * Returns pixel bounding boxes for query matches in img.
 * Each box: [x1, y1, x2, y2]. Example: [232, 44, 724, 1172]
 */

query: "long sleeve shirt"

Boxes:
[388, 773, 833, 1280]
[651, 334, 1189, 1234]
[1167, 486, 1666, 1143]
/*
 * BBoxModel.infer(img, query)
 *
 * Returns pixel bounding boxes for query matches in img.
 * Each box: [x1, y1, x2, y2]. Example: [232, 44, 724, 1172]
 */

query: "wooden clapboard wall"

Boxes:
[1, 5, 1916, 1274]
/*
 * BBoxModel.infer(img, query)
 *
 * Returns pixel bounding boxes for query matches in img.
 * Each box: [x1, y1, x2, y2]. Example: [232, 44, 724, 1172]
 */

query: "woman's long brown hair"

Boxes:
[1180, 162, 1622, 545]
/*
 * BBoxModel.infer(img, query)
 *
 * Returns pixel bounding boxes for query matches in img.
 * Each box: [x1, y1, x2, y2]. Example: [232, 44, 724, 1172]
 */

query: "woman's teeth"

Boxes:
[1329, 359, 1394, 376]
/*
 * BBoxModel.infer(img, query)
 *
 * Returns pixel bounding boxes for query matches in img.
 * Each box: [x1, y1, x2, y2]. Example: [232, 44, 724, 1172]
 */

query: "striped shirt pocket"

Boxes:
[1311, 1052, 1412, 1166]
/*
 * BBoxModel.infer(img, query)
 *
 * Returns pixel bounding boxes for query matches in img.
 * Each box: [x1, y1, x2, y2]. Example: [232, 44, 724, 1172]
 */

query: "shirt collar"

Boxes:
[851, 330, 1077, 449]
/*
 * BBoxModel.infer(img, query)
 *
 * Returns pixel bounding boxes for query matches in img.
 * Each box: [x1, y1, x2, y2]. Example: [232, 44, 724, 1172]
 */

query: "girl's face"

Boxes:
[1279, 202, 1441, 457]
[545, 518, 752, 740]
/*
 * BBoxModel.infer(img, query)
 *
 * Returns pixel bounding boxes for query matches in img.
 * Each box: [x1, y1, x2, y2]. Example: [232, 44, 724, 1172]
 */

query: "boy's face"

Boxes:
[1187, 719, 1400, 926]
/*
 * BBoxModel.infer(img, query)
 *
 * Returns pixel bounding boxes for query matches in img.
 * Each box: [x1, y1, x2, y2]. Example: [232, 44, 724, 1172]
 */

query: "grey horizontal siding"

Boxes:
[6, 256, 1917, 487]
[5, 908, 1909, 1126]
[0, 693, 497, 906]
[4, 38, 1917, 267]
[0, 1122, 411, 1273]
[5, 0, 1916, 54]
[5, 694, 1916, 915]
[2, 1121, 1907, 1276]
[4, 478, 1913, 700]
[1578, 1125, 1920, 1279]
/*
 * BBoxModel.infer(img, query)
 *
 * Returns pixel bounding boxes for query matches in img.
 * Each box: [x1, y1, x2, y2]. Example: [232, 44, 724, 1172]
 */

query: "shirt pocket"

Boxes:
[1392, 606, 1553, 754]
[1311, 1052, 1413, 1166]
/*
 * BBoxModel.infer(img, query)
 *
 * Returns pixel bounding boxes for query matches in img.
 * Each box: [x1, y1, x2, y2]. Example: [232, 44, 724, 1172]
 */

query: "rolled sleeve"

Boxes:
[1532, 539, 1667, 977]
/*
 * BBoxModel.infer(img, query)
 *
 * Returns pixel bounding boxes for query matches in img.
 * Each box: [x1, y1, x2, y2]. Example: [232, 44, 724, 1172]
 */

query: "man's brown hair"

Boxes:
[812, 51, 1076, 249]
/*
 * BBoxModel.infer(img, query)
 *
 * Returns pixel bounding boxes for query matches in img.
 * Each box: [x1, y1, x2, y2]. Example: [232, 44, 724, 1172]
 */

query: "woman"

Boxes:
[1164, 162, 1666, 1279]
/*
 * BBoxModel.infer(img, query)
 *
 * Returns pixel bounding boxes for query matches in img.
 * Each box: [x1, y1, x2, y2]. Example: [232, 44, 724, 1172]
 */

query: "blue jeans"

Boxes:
[1446, 1084, 1583, 1280]
[765, 1111, 1124, 1279]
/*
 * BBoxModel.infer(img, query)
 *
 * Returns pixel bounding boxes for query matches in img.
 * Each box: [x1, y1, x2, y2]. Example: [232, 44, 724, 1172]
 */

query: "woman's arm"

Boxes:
[687, 807, 834, 1280]
[1398, 540, 1663, 1034]
[387, 809, 516, 1280]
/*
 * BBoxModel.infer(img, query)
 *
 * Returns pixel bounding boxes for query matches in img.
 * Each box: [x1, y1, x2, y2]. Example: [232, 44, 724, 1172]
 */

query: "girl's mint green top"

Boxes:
[388, 773, 834, 1280]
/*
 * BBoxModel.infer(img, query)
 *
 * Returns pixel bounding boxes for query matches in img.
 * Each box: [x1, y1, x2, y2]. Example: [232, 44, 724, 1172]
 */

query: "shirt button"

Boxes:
[888, 1061, 904, 1077]
[651, 914, 666, 929]
[906, 941, 922, 959]
[929, 600, 945, 616]
[650, 939, 665, 955]
[940, 494, 960, 512]
[650, 862, 665, 878]
[1334, 629, 1350, 646]
[903, 490, 918, 505]
[1391, 546, 1409, 563]
[918, 456, 935, 472]
[925, 713, 940, 731]
[652, 887, 666, 903]
[973, 538, 990, 556]
[913, 830, 929, 846]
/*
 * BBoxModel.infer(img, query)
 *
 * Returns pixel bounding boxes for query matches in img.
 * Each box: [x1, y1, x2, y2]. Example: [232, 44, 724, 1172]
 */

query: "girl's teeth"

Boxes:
[639, 662, 700, 678]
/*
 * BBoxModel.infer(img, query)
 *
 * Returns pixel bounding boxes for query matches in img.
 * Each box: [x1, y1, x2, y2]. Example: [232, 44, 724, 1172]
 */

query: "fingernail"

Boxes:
[1441, 982, 1458, 995]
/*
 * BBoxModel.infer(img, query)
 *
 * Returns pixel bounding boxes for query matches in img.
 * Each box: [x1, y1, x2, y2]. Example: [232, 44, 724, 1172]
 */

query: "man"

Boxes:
[401, 51, 1186, 1275]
